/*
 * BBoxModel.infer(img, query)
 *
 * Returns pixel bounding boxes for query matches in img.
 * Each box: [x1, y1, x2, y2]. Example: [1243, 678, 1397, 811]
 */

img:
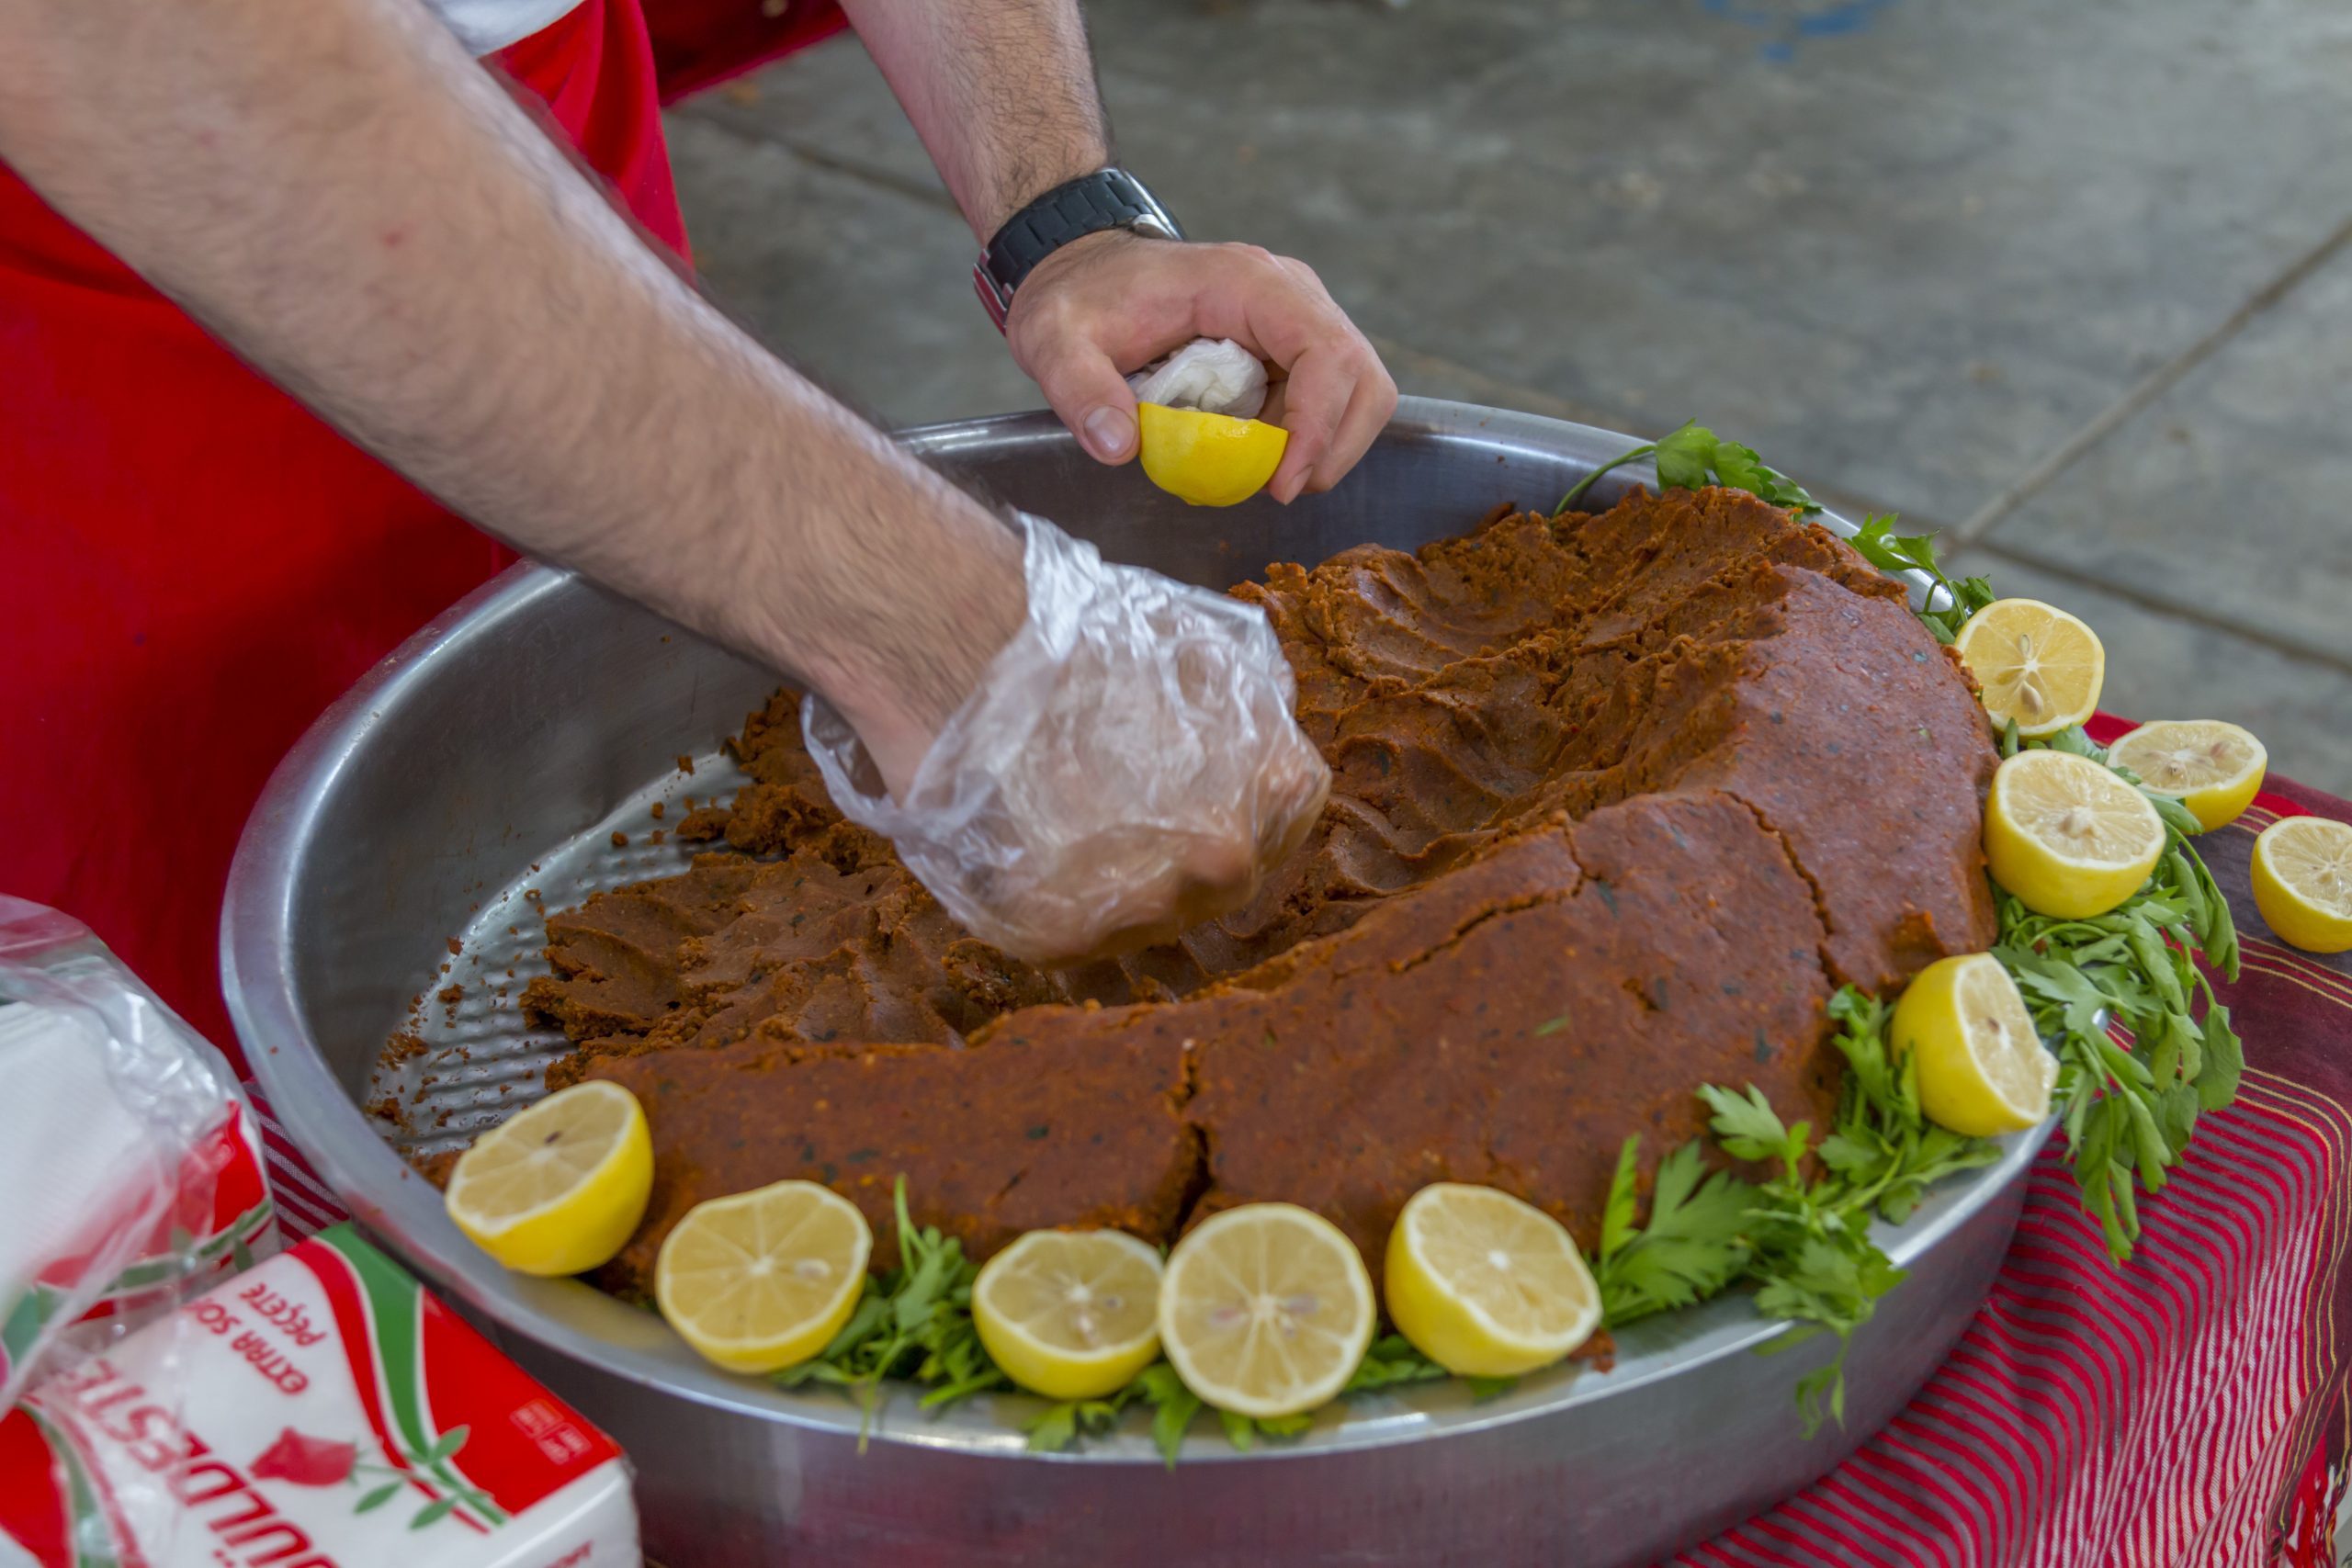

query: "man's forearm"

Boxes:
[0, 0, 1022, 790]
[840, 0, 1111, 240]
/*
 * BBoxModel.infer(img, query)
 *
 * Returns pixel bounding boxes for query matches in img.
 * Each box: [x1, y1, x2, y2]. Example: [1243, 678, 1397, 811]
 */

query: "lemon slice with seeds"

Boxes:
[973, 1229, 1164, 1400]
[1984, 749, 2165, 918]
[1891, 953, 2056, 1136]
[445, 1079, 652, 1277]
[2252, 817, 2352, 953]
[1953, 598, 2106, 739]
[1159, 1203, 1374, 1420]
[655, 1180, 871, 1374]
[1385, 1184, 1600, 1378]
[2108, 720, 2267, 832]
[1137, 403, 1289, 507]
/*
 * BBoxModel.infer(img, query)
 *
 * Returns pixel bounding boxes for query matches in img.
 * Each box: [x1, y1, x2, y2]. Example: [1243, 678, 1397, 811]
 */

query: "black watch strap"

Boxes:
[973, 169, 1182, 330]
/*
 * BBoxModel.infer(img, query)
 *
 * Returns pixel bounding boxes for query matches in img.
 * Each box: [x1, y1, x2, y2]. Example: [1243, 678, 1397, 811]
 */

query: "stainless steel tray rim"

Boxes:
[223, 397, 2027, 1470]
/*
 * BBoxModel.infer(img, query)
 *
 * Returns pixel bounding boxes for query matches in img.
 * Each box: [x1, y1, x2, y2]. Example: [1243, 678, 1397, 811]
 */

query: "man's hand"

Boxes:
[1004, 231, 1398, 504]
[840, 0, 1397, 502]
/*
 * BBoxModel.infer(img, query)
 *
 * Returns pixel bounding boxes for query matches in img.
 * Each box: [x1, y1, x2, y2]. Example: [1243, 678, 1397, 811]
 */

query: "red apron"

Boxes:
[0, 0, 684, 1071]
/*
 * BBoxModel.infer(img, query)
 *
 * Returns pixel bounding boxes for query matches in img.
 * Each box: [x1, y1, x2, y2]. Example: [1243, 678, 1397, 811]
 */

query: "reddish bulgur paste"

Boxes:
[503, 488, 1996, 1295]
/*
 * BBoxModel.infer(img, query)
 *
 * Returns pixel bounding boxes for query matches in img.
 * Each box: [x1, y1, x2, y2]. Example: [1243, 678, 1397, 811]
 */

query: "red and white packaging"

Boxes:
[0, 897, 277, 1405]
[0, 1226, 639, 1568]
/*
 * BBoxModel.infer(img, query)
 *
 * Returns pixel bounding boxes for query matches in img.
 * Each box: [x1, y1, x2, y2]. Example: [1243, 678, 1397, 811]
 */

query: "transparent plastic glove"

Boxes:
[1126, 337, 1269, 419]
[803, 513, 1330, 963]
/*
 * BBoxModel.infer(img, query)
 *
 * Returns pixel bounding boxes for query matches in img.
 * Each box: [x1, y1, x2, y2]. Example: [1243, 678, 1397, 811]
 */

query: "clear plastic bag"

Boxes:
[0, 895, 275, 1410]
[804, 513, 1331, 963]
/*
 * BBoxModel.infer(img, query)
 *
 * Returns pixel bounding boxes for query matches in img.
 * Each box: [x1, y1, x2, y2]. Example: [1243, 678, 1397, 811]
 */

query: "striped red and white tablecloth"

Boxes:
[244, 715, 2352, 1567]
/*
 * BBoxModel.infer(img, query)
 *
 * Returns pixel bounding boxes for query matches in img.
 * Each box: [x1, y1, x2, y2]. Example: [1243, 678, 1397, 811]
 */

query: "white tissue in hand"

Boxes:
[1126, 338, 1268, 420]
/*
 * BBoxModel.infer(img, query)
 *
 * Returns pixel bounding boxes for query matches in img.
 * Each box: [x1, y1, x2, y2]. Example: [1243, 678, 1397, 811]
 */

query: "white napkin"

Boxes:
[1126, 338, 1269, 420]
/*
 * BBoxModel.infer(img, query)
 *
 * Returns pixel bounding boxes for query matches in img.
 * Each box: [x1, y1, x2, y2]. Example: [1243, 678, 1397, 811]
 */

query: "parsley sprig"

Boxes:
[1558, 420, 1821, 517]
[1592, 989, 1996, 1437]
[772, 1179, 1006, 1441]
[1993, 723, 2243, 1260]
[778, 1181, 1412, 1465]
[1555, 421, 1996, 639]
[1843, 518, 1997, 643]
[1021, 1360, 1321, 1466]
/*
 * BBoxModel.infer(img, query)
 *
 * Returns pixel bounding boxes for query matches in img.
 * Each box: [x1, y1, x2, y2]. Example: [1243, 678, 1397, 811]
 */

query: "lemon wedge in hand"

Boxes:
[1892, 953, 2056, 1136]
[1385, 1183, 1600, 1378]
[1137, 402, 1289, 507]
[2252, 817, 2352, 953]
[973, 1229, 1164, 1400]
[655, 1179, 872, 1374]
[1984, 748, 2165, 919]
[2108, 719, 2267, 832]
[445, 1079, 652, 1277]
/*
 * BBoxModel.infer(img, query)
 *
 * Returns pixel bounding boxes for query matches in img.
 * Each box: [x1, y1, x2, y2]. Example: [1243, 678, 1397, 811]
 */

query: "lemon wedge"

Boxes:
[2108, 720, 2267, 832]
[1953, 598, 2106, 739]
[2252, 817, 2352, 953]
[1984, 749, 2165, 918]
[1891, 953, 2056, 1136]
[972, 1229, 1163, 1400]
[445, 1080, 652, 1277]
[1158, 1203, 1374, 1420]
[1385, 1184, 1600, 1378]
[655, 1180, 872, 1374]
[1136, 402, 1289, 507]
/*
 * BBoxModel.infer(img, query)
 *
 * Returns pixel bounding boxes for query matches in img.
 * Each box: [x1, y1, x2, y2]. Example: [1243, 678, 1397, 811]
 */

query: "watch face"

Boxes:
[1131, 214, 1180, 241]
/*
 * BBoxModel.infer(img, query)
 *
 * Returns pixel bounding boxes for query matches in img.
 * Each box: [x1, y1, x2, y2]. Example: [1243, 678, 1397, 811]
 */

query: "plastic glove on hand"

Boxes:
[803, 513, 1330, 964]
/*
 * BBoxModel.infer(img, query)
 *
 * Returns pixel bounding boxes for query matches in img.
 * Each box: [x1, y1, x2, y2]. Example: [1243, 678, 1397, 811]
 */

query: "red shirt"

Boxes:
[0, 0, 684, 1070]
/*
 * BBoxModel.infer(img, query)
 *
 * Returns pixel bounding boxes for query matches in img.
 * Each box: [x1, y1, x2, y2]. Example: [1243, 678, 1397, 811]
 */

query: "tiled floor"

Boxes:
[666, 0, 2352, 792]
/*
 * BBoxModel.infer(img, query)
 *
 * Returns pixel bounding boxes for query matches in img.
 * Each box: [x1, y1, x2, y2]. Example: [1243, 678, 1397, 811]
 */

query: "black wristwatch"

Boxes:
[973, 168, 1183, 330]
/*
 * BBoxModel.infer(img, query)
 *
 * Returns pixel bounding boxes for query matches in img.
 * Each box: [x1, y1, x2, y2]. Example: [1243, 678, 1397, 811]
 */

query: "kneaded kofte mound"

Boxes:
[519, 486, 1999, 1295]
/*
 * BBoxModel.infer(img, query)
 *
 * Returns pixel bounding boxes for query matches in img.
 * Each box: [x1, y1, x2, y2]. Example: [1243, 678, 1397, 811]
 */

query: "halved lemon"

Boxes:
[2252, 817, 2352, 953]
[445, 1079, 652, 1277]
[1158, 1203, 1374, 1420]
[972, 1229, 1163, 1400]
[1384, 1184, 1600, 1378]
[1891, 953, 2056, 1136]
[1984, 749, 2165, 918]
[1952, 598, 2106, 739]
[2108, 720, 2267, 832]
[654, 1180, 872, 1374]
[1137, 402, 1289, 507]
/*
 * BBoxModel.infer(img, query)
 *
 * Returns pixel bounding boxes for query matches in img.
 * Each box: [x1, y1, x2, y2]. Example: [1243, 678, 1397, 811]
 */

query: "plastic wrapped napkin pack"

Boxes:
[0, 897, 640, 1567]
[0, 1228, 639, 1568]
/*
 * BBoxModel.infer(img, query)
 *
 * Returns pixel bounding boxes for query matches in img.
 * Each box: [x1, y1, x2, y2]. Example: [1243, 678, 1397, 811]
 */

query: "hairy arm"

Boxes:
[837, 0, 1110, 242]
[841, 0, 1397, 500]
[0, 0, 1022, 794]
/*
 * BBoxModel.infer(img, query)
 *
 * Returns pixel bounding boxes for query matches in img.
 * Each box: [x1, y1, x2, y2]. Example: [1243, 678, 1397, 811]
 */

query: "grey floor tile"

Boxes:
[684, 0, 2352, 528]
[667, 115, 1036, 425]
[667, 3, 2352, 793]
[1974, 243, 2352, 671]
[678, 35, 939, 198]
[1962, 555, 2352, 796]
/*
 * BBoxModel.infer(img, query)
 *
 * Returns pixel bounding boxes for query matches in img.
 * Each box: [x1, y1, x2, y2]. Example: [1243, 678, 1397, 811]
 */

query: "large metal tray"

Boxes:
[224, 400, 2045, 1567]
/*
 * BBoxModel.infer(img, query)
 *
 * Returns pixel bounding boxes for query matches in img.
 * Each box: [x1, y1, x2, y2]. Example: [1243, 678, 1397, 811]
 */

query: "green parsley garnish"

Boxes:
[1993, 723, 2242, 1260]
[771, 1178, 1006, 1443]
[1556, 419, 1821, 518]
[1592, 987, 1994, 1438]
